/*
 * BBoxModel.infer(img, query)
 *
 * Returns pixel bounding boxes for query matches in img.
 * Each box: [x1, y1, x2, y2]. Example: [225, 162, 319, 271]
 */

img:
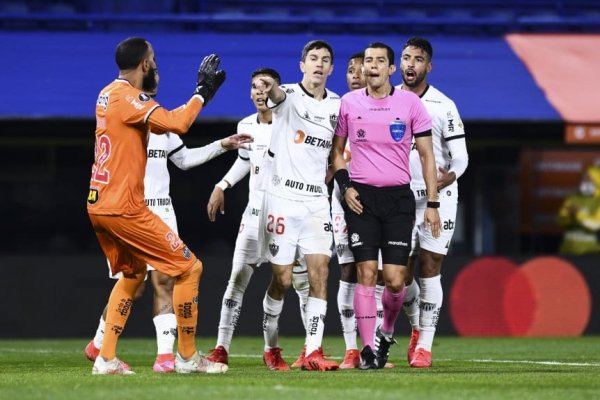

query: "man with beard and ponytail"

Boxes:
[87, 37, 229, 375]
[85, 67, 252, 373]
[398, 37, 469, 368]
[331, 42, 440, 370]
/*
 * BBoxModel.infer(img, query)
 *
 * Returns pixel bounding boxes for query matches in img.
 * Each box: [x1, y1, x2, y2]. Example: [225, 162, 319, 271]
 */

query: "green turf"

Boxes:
[1, 336, 599, 400]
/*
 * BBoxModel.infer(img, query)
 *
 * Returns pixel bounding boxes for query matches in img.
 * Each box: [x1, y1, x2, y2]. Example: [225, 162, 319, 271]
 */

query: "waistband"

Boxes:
[352, 181, 411, 192]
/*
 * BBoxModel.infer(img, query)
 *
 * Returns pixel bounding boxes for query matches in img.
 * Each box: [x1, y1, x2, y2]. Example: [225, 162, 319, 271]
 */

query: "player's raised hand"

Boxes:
[220, 133, 254, 150]
[256, 76, 275, 93]
[194, 54, 226, 106]
[207, 186, 226, 222]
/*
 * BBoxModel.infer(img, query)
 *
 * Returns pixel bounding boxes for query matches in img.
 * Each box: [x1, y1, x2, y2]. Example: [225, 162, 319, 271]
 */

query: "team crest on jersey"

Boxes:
[87, 188, 99, 204]
[329, 114, 338, 129]
[389, 119, 406, 142]
[139, 93, 151, 102]
[272, 174, 281, 186]
[269, 242, 279, 256]
[96, 94, 109, 111]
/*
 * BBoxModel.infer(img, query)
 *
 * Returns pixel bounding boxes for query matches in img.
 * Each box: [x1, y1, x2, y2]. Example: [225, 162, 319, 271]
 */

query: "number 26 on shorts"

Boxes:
[266, 215, 285, 235]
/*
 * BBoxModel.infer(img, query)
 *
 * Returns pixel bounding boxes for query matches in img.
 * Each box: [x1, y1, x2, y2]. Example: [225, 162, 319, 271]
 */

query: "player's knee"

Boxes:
[339, 262, 357, 283]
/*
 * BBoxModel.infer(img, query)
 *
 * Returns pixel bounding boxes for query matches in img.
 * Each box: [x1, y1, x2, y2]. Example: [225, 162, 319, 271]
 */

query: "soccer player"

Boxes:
[399, 37, 469, 368]
[87, 37, 227, 374]
[257, 40, 341, 371]
[204, 68, 310, 368]
[332, 42, 440, 370]
[85, 118, 251, 372]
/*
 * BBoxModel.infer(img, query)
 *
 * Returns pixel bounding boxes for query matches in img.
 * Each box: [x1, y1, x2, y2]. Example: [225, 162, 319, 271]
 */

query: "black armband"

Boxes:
[427, 201, 440, 208]
[334, 169, 352, 195]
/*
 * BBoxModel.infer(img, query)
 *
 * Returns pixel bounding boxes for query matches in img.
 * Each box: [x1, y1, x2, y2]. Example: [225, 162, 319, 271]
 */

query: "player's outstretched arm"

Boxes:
[257, 76, 285, 105]
[207, 157, 251, 221]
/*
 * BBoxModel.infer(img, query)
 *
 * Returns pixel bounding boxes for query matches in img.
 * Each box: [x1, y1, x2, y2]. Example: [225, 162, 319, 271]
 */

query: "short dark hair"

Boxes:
[348, 52, 364, 63]
[301, 40, 334, 63]
[403, 37, 433, 60]
[365, 42, 395, 66]
[115, 37, 149, 70]
[251, 68, 281, 85]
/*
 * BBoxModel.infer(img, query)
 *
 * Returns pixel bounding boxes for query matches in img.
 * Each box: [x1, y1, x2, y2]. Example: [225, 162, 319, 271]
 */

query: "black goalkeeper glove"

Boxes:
[193, 54, 226, 106]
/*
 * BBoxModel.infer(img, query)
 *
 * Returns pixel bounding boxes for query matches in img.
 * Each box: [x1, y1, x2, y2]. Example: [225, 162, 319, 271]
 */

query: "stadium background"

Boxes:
[0, 0, 598, 338]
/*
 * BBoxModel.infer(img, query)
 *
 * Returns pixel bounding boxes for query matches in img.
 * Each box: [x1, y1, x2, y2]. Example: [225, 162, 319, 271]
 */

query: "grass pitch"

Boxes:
[1, 336, 599, 400]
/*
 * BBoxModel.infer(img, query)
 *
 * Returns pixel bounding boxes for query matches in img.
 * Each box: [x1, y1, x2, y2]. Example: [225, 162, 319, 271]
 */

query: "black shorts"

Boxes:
[343, 182, 415, 265]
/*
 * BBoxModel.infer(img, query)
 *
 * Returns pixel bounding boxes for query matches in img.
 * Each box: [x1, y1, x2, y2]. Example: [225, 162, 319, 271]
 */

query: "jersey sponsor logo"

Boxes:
[390, 120, 407, 142]
[284, 179, 323, 194]
[425, 99, 442, 104]
[294, 130, 306, 143]
[443, 219, 455, 231]
[125, 95, 145, 110]
[387, 240, 408, 247]
[87, 188, 99, 204]
[96, 93, 109, 111]
[323, 222, 333, 232]
[369, 107, 390, 111]
[251, 208, 261, 216]
[269, 242, 279, 256]
[138, 93, 151, 102]
[146, 198, 171, 207]
[448, 119, 455, 132]
[294, 130, 331, 149]
[303, 111, 311, 120]
[148, 149, 167, 158]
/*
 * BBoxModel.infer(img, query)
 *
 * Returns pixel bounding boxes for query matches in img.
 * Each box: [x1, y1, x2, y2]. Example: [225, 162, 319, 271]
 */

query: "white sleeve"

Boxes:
[169, 140, 226, 171]
[266, 84, 292, 113]
[220, 155, 251, 188]
[446, 136, 468, 179]
[442, 99, 468, 179]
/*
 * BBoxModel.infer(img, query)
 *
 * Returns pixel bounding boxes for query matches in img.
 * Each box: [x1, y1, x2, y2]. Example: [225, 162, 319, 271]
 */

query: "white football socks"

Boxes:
[216, 263, 254, 352]
[375, 284, 385, 332]
[153, 313, 176, 355]
[417, 275, 443, 352]
[305, 297, 327, 355]
[92, 316, 105, 349]
[262, 293, 283, 351]
[403, 279, 421, 330]
[337, 281, 357, 350]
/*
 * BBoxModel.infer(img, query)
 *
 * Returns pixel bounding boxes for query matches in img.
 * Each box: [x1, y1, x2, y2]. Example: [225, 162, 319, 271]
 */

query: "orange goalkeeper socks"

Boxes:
[173, 259, 203, 359]
[100, 271, 146, 360]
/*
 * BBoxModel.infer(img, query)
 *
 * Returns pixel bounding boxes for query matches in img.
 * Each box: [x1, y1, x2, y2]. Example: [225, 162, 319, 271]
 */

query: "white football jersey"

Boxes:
[236, 113, 273, 208]
[266, 83, 341, 200]
[402, 84, 467, 192]
[144, 132, 183, 207]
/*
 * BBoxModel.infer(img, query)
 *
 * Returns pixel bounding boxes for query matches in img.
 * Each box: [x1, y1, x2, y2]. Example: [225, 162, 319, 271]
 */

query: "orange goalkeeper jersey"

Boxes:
[87, 78, 202, 215]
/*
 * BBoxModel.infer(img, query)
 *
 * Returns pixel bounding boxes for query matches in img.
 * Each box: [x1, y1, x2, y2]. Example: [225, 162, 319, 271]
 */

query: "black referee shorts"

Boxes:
[343, 182, 415, 266]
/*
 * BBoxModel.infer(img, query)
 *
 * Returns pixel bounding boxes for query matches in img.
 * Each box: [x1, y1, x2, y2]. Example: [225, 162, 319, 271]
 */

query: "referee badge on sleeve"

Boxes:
[390, 119, 406, 142]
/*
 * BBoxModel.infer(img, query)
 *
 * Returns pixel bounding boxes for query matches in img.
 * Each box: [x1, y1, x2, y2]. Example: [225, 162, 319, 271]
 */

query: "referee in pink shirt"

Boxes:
[331, 42, 440, 370]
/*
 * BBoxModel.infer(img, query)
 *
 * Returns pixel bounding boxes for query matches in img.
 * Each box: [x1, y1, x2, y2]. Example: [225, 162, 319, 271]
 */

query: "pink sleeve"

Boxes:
[334, 97, 348, 138]
[411, 95, 432, 134]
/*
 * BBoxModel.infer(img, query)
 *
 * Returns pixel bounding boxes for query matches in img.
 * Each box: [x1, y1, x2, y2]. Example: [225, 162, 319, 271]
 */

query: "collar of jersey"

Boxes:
[298, 82, 328, 99]
[365, 85, 395, 98]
